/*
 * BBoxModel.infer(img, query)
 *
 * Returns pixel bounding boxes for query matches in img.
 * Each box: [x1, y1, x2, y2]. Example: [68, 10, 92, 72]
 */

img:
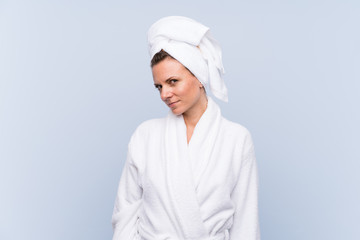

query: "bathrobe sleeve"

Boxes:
[229, 141, 260, 240]
[112, 141, 143, 240]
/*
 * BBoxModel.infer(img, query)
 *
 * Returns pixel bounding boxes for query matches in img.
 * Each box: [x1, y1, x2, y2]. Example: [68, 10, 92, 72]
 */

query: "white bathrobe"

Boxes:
[112, 98, 260, 240]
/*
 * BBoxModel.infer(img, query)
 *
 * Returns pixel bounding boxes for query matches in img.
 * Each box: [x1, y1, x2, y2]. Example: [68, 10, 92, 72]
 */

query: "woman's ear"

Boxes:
[198, 80, 204, 89]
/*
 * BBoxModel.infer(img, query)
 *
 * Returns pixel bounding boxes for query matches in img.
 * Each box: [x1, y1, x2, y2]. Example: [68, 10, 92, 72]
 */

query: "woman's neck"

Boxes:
[183, 94, 208, 143]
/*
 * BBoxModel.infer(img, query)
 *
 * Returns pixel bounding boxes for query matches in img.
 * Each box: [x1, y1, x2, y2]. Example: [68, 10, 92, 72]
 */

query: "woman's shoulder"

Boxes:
[220, 117, 255, 150]
[126, 118, 166, 166]
[221, 117, 252, 137]
[136, 118, 166, 132]
[129, 118, 166, 143]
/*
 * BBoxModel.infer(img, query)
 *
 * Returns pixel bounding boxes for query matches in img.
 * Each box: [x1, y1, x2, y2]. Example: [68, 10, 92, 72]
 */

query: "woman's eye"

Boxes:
[155, 85, 162, 91]
[170, 79, 178, 84]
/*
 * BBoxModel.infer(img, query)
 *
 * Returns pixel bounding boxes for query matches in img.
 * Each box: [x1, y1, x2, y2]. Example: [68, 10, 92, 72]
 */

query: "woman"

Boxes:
[112, 16, 260, 240]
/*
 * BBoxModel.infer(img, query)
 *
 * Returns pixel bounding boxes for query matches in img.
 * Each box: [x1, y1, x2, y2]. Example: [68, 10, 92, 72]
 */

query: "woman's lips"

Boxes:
[168, 101, 179, 108]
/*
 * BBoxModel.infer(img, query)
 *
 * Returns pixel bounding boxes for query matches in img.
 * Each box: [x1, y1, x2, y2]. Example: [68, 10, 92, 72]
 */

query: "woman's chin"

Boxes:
[171, 108, 183, 116]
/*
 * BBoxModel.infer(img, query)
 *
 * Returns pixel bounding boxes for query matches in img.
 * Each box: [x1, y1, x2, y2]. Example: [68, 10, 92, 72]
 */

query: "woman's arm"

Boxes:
[112, 143, 142, 240]
[229, 146, 260, 240]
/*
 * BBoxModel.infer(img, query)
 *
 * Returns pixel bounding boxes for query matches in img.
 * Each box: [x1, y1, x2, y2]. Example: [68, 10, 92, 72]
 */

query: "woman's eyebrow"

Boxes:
[165, 76, 177, 83]
[154, 76, 177, 86]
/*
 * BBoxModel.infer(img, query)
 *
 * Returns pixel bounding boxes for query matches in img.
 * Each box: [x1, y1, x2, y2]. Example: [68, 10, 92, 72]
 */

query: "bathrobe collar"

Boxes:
[164, 97, 222, 239]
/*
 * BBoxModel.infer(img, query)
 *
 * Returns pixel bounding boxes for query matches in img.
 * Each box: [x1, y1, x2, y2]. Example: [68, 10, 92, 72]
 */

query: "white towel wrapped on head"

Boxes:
[147, 16, 228, 102]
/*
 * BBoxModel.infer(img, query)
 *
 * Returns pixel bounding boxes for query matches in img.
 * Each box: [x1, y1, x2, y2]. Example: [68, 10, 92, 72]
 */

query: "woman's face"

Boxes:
[152, 57, 204, 116]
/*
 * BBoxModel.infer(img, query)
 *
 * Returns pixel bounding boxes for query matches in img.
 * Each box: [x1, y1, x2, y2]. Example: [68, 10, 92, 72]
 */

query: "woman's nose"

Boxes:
[160, 86, 172, 101]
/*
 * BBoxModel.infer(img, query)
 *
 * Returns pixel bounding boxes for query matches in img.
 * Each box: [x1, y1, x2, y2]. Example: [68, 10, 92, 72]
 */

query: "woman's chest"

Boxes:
[138, 138, 241, 201]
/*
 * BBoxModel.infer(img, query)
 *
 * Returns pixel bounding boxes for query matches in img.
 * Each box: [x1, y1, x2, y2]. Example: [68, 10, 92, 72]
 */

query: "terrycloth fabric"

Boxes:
[147, 16, 228, 102]
[112, 98, 260, 240]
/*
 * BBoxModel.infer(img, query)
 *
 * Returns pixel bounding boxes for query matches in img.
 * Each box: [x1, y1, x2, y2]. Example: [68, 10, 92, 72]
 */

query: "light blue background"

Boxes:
[1, 0, 359, 239]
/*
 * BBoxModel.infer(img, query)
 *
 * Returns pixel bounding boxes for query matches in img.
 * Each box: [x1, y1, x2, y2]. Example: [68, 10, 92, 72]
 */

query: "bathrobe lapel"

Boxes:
[188, 97, 222, 190]
[164, 97, 222, 239]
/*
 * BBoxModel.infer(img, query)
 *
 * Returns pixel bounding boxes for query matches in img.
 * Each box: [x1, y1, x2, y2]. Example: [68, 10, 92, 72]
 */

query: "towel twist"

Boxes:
[147, 16, 228, 102]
